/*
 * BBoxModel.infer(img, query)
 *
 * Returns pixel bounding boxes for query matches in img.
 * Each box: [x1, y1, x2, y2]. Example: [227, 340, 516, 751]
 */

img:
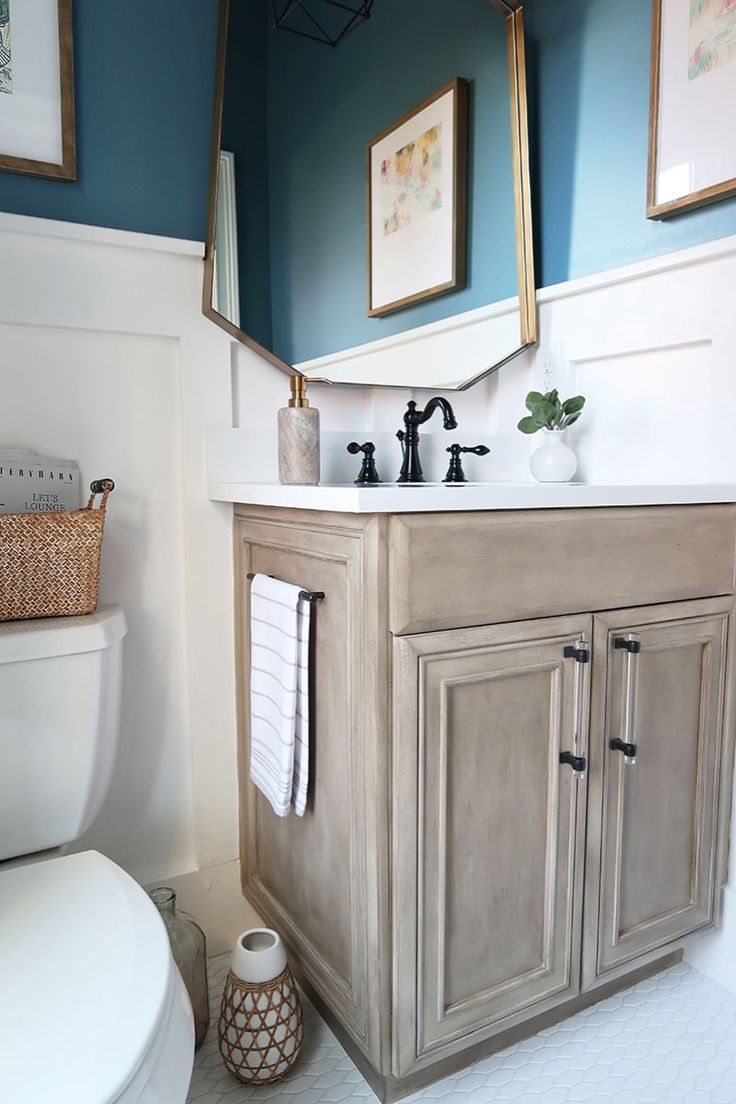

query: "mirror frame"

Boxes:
[203, 0, 536, 389]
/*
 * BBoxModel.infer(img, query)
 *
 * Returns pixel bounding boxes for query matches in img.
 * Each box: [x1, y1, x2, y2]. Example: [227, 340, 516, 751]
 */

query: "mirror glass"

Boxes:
[204, 0, 535, 390]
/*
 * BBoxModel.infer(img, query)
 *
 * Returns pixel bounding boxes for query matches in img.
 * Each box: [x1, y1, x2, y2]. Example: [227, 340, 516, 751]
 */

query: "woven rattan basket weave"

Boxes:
[0, 479, 114, 622]
[218, 965, 303, 1085]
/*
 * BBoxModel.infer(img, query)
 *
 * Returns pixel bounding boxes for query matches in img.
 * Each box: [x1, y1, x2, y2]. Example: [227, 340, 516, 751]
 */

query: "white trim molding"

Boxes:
[0, 210, 205, 256]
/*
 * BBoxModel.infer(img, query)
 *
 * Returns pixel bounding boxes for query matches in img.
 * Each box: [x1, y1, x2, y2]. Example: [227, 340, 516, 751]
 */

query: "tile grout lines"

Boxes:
[188, 956, 736, 1104]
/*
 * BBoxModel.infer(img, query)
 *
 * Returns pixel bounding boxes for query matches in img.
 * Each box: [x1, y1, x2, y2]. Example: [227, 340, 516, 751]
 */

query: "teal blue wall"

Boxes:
[263, 0, 517, 364]
[2, 0, 736, 301]
[222, 0, 272, 348]
[524, 0, 736, 287]
[0, 0, 219, 241]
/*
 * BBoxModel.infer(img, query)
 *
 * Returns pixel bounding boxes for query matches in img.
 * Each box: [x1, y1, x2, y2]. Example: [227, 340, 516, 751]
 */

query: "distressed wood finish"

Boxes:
[393, 617, 591, 1074]
[233, 503, 736, 1101]
[584, 598, 730, 984]
[389, 505, 736, 635]
[234, 507, 390, 1070]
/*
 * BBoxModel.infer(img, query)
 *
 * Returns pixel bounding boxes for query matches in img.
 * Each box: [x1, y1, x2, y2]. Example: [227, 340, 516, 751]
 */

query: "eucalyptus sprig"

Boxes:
[518, 389, 586, 434]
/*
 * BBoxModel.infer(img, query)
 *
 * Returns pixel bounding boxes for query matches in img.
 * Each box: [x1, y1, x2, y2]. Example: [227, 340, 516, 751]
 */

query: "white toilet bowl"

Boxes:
[0, 850, 195, 1104]
[0, 608, 195, 1103]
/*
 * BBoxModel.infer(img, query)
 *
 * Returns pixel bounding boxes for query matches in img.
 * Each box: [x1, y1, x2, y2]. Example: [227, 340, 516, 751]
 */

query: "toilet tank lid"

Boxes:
[0, 604, 127, 664]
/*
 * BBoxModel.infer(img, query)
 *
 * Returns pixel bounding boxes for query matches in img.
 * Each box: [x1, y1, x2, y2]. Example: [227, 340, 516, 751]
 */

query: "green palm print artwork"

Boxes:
[0, 0, 11, 96]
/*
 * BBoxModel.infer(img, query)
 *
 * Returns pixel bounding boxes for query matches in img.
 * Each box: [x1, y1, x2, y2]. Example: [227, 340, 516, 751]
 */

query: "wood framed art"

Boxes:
[367, 77, 468, 317]
[0, 0, 76, 181]
[648, 0, 736, 219]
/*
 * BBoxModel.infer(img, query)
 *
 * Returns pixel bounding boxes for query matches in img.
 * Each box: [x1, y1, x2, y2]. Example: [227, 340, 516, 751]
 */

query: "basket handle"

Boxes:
[87, 478, 115, 511]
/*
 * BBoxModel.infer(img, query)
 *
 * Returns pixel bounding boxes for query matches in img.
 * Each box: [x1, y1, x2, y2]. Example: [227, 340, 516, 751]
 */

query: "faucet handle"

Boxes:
[443, 444, 491, 484]
[346, 441, 382, 485]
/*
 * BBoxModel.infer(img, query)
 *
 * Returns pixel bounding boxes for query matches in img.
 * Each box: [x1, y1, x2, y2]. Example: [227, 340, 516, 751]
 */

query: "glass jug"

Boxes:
[149, 887, 210, 1048]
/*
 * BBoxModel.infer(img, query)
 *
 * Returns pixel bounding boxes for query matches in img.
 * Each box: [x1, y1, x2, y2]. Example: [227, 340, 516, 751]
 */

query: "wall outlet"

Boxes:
[537, 342, 570, 394]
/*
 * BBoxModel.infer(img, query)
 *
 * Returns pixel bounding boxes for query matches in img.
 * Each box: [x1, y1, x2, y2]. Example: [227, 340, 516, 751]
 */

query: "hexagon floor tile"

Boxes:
[188, 956, 736, 1103]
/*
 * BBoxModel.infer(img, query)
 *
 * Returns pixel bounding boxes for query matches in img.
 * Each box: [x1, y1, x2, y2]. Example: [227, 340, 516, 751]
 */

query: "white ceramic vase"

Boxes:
[230, 928, 287, 984]
[529, 429, 578, 483]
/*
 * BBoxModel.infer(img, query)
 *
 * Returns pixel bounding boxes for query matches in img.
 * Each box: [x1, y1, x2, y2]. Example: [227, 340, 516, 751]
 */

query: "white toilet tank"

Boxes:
[0, 605, 127, 861]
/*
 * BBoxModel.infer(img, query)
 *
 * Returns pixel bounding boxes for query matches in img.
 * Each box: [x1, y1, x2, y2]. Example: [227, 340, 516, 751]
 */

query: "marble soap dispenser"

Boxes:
[278, 375, 320, 485]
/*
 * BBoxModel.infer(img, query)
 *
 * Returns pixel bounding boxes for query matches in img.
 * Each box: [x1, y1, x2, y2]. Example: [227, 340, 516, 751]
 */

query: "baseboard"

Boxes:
[148, 859, 262, 956]
[685, 885, 736, 994]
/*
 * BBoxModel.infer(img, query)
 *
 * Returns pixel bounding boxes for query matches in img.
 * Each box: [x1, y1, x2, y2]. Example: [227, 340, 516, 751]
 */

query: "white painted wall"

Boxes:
[3, 211, 735, 982]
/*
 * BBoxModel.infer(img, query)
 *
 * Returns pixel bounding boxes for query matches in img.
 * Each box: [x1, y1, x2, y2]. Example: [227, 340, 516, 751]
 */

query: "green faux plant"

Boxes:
[518, 389, 586, 435]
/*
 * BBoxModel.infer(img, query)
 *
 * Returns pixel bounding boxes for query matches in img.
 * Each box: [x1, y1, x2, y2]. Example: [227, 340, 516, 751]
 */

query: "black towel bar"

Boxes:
[247, 572, 325, 603]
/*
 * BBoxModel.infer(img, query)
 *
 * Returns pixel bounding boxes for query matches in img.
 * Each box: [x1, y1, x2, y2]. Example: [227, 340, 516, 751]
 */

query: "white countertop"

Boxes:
[207, 481, 736, 514]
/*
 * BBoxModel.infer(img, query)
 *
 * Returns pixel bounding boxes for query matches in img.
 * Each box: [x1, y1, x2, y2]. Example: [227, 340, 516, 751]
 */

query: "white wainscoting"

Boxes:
[223, 232, 736, 490]
[0, 212, 259, 953]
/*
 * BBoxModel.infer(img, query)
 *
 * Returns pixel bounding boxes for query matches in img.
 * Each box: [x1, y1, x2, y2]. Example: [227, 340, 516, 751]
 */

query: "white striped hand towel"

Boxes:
[249, 573, 310, 817]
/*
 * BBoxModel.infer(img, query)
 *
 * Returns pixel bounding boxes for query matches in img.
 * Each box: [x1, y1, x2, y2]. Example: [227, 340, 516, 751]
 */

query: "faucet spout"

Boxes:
[397, 397, 458, 483]
[416, 396, 458, 431]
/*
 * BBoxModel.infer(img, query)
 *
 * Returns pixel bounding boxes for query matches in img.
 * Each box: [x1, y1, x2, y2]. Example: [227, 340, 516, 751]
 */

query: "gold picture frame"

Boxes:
[366, 77, 469, 318]
[647, 0, 736, 219]
[0, 0, 76, 181]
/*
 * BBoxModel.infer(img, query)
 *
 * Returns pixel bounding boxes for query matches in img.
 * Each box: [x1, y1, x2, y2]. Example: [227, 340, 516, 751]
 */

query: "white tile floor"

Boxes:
[188, 955, 736, 1104]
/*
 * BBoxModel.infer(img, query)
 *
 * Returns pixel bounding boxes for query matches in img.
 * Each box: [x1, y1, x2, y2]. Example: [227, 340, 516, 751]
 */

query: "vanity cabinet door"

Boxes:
[585, 599, 730, 984]
[393, 615, 592, 1076]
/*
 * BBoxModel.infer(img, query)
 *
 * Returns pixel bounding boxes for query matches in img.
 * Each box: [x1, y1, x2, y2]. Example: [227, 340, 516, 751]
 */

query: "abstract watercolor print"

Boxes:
[689, 0, 736, 80]
[0, 0, 11, 95]
[380, 123, 443, 237]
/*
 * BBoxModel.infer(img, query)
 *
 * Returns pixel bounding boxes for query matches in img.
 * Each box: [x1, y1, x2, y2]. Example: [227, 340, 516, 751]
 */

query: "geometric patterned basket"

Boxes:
[0, 478, 114, 623]
[218, 965, 303, 1085]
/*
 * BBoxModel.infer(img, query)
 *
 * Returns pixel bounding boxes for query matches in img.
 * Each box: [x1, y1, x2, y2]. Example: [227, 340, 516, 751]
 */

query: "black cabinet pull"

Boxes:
[610, 738, 638, 759]
[560, 751, 587, 773]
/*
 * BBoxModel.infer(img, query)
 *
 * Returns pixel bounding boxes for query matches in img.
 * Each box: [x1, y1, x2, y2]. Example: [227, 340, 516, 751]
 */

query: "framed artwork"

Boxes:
[648, 0, 736, 218]
[367, 77, 468, 317]
[0, 0, 76, 180]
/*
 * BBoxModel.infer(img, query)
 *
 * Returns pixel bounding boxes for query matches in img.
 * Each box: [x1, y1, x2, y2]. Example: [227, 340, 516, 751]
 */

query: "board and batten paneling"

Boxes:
[0, 212, 253, 955]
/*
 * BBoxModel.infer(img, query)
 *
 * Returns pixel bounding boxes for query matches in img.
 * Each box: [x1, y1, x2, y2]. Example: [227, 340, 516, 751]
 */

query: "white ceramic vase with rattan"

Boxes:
[218, 928, 303, 1085]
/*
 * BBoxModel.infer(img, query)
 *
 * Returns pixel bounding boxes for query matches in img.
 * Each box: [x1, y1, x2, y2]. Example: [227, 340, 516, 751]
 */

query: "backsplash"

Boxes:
[215, 233, 736, 488]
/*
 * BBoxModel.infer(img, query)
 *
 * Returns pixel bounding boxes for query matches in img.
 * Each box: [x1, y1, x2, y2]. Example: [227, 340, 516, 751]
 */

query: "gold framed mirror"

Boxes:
[203, 0, 535, 390]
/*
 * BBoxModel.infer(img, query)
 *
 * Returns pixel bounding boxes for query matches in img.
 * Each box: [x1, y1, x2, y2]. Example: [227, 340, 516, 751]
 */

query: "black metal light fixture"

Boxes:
[272, 0, 374, 48]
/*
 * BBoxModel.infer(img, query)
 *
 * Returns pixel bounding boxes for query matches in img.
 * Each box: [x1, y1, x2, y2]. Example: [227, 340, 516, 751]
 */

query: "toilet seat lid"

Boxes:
[0, 850, 175, 1104]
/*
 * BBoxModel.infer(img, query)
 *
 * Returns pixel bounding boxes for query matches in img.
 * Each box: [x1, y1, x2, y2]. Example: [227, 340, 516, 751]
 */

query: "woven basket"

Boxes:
[218, 965, 303, 1085]
[0, 479, 114, 622]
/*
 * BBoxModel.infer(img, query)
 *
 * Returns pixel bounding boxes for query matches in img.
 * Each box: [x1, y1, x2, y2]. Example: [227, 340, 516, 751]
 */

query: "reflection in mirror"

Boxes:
[204, 0, 535, 390]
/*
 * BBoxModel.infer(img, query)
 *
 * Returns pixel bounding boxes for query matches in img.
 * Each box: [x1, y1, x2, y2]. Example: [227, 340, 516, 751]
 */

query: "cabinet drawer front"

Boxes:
[588, 600, 730, 980]
[393, 616, 590, 1074]
[388, 506, 736, 635]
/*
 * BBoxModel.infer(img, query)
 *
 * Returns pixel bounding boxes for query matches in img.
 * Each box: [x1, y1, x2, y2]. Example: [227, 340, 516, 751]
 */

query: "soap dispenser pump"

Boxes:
[278, 375, 320, 485]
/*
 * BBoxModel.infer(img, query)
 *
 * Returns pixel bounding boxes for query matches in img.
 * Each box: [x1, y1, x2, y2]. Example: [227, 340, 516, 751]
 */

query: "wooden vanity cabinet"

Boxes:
[585, 601, 730, 985]
[392, 615, 591, 1075]
[233, 504, 736, 1102]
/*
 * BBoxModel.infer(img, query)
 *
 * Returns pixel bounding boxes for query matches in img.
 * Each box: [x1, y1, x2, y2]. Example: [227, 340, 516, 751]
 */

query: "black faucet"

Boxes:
[396, 397, 458, 483]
